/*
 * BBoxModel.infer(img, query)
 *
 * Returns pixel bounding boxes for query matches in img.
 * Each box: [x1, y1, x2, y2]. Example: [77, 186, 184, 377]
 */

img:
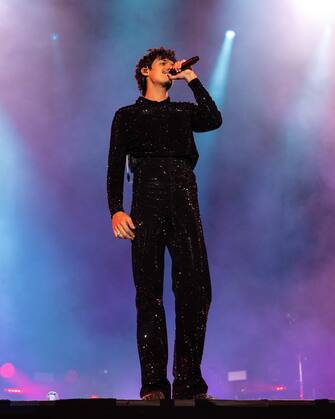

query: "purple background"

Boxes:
[1, 0, 335, 400]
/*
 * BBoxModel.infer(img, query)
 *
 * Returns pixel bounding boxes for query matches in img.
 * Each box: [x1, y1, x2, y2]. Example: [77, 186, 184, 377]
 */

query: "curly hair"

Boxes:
[135, 46, 176, 96]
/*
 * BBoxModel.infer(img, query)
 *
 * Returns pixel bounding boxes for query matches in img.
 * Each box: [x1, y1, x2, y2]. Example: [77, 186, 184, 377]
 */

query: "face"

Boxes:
[141, 57, 175, 90]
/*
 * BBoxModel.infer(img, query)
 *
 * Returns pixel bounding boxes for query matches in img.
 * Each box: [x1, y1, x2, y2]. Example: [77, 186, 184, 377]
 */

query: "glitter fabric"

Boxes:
[107, 78, 222, 399]
[107, 78, 222, 217]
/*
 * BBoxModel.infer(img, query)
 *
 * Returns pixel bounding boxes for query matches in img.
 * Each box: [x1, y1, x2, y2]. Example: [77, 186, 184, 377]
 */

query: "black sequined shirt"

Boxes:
[107, 77, 222, 217]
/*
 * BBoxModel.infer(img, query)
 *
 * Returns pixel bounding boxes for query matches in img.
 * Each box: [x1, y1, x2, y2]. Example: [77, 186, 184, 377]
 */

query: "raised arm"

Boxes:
[107, 110, 127, 217]
[188, 78, 222, 132]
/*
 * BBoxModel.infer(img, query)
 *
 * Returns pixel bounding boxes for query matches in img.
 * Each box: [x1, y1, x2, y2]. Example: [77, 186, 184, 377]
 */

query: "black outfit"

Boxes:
[107, 78, 222, 399]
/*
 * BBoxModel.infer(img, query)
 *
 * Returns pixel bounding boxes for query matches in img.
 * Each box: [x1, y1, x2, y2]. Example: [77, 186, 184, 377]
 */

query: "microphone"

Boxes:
[168, 56, 199, 75]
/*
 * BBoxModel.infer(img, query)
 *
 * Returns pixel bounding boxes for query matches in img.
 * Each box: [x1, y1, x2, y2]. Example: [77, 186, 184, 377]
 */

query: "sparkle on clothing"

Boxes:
[107, 78, 222, 217]
[106, 78, 222, 400]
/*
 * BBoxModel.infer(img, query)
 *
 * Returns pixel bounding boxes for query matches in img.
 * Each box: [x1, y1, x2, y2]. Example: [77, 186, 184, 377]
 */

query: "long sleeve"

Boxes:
[188, 77, 223, 132]
[107, 110, 127, 218]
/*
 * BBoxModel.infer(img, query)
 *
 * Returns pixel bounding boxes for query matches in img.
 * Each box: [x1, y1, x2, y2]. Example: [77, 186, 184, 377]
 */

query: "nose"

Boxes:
[164, 66, 172, 74]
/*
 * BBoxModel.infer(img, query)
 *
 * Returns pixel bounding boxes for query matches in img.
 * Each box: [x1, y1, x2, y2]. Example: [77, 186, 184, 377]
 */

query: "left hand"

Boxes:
[167, 59, 198, 83]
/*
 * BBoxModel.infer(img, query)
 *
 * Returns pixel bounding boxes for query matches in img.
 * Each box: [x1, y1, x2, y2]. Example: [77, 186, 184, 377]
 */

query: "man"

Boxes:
[107, 47, 222, 400]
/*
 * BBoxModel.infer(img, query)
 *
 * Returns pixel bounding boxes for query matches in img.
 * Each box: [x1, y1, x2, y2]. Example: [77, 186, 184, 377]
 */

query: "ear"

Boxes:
[140, 66, 149, 76]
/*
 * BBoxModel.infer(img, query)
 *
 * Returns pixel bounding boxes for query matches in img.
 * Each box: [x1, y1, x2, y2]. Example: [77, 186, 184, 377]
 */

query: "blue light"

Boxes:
[50, 33, 59, 41]
[210, 30, 236, 104]
[225, 30, 236, 40]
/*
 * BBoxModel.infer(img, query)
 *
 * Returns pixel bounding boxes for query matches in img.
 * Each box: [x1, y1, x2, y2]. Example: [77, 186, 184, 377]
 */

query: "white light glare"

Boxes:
[293, 0, 335, 23]
[225, 30, 236, 40]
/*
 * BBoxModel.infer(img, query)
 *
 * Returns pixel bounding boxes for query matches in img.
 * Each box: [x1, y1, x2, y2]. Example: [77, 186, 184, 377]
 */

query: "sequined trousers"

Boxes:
[129, 156, 212, 400]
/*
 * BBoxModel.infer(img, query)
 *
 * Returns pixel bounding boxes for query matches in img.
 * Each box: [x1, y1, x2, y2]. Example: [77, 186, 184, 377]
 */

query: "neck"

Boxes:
[144, 84, 169, 102]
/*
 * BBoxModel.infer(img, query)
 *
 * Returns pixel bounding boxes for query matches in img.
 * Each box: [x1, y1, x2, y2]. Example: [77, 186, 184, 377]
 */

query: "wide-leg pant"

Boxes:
[129, 157, 212, 399]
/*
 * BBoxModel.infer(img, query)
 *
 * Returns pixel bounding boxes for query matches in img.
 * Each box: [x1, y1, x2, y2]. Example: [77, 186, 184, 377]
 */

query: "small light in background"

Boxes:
[0, 362, 16, 379]
[227, 370, 247, 381]
[47, 390, 59, 400]
[225, 30, 236, 40]
[50, 32, 60, 41]
[4, 387, 23, 394]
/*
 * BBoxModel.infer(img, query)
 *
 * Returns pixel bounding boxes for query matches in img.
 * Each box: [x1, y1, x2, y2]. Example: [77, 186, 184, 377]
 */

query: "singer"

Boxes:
[107, 47, 222, 400]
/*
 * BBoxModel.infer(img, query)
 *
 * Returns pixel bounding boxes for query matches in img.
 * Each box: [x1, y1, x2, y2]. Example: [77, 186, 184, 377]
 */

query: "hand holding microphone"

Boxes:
[166, 56, 199, 83]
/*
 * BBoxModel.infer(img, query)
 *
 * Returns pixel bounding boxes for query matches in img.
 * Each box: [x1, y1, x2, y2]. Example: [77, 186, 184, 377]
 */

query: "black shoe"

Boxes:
[141, 390, 166, 400]
[194, 393, 215, 400]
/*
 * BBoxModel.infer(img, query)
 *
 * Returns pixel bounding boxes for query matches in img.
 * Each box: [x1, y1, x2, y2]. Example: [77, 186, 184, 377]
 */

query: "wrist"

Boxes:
[186, 74, 198, 84]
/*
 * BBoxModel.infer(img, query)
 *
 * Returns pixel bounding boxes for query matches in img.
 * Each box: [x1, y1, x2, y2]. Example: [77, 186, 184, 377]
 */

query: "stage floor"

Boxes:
[1, 398, 334, 418]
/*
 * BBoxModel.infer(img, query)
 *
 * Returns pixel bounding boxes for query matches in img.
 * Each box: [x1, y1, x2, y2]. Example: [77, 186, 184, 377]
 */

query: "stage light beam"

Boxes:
[209, 30, 236, 104]
[195, 29, 236, 208]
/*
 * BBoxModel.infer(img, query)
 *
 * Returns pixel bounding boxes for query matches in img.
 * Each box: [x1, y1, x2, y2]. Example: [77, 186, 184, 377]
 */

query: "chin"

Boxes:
[162, 80, 173, 90]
